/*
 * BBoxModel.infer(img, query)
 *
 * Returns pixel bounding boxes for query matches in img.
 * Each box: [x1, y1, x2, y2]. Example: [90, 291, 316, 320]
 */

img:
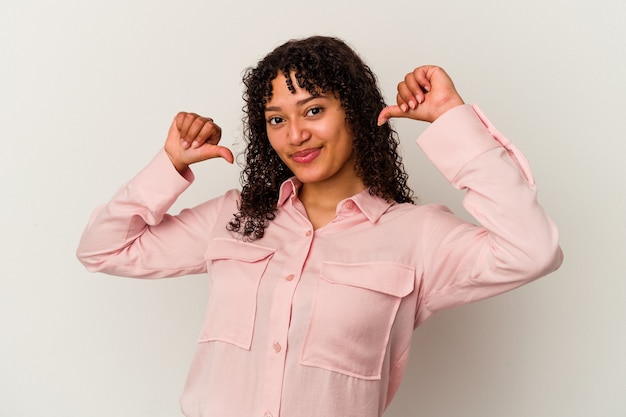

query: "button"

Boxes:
[344, 200, 355, 210]
[286, 274, 295, 282]
[273, 342, 282, 353]
[305, 230, 312, 237]
[264, 413, 273, 417]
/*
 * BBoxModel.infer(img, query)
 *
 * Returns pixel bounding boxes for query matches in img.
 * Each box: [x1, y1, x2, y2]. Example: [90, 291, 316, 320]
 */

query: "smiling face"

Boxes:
[264, 73, 365, 193]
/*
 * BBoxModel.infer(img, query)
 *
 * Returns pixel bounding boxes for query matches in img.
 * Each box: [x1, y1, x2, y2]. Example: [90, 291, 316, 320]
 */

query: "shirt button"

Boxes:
[344, 200, 355, 210]
[286, 274, 295, 282]
[273, 342, 282, 353]
[305, 230, 312, 237]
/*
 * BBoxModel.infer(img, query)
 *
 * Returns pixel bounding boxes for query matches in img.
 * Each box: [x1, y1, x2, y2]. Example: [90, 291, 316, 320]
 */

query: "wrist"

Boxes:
[164, 149, 189, 174]
[432, 97, 465, 122]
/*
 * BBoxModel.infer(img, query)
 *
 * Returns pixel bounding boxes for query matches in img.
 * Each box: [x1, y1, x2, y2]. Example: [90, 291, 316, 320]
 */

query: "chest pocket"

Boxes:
[301, 261, 415, 380]
[199, 238, 276, 350]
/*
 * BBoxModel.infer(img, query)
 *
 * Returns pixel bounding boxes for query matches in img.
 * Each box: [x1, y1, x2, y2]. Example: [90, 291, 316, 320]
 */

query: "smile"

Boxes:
[291, 148, 321, 164]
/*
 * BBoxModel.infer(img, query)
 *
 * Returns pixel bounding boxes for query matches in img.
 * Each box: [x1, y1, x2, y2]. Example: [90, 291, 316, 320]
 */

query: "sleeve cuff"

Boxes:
[417, 104, 534, 187]
[130, 149, 194, 205]
[416, 104, 500, 185]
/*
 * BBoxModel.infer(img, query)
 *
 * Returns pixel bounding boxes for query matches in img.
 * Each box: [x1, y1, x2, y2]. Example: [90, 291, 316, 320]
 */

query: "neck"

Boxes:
[301, 181, 365, 206]
[298, 175, 366, 229]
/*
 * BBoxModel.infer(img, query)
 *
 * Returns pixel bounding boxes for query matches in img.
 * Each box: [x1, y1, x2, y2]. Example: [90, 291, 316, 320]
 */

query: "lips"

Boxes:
[291, 148, 321, 164]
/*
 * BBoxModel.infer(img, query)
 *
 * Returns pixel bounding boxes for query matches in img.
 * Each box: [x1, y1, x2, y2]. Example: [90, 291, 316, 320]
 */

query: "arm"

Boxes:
[76, 113, 235, 278]
[379, 66, 563, 323]
[416, 104, 563, 322]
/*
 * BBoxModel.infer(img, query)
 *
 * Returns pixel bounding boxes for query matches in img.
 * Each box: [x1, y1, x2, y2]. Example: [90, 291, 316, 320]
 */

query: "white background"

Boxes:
[1, 0, 625, 416]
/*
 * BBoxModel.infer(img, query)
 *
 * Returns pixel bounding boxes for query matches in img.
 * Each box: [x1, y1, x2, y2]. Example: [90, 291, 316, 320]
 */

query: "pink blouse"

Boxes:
[77, 104, 563, 417]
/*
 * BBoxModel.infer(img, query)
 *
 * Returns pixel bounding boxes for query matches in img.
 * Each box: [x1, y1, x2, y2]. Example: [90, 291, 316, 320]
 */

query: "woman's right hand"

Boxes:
[164, 112, 234, 173]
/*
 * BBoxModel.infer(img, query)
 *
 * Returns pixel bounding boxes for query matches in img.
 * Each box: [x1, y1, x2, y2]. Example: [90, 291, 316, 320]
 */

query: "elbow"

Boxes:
[75, 240, 110, 273]
[489, 226, 564, 286]
[519, 228, 564, 282]
[76, 247, 101, 273]
[531, 241, 563, 280]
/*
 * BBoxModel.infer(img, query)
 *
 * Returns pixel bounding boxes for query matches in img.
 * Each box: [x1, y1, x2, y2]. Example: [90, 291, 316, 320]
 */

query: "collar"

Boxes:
[276, 177, 394, 224]
[277, 177, 302, 207]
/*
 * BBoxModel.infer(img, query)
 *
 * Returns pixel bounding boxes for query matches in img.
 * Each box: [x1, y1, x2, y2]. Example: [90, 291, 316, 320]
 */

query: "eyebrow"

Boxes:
[264, 94, 326, 112]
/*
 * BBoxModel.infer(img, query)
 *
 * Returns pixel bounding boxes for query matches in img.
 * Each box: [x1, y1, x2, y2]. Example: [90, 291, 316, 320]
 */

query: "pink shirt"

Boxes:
[77, 104, 563, 417]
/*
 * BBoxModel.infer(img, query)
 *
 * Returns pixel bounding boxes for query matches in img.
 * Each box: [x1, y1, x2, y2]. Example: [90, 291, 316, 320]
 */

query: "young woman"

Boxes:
[77, 36, 562, 417]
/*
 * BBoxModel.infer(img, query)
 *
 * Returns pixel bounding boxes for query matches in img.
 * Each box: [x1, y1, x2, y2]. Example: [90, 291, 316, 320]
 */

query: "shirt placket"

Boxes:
[259, 223, 315, 417]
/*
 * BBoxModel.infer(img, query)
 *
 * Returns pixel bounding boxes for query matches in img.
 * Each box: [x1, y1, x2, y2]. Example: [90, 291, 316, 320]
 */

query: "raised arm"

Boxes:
[76, 113, 235, 278]
[380, 66, 563, 323]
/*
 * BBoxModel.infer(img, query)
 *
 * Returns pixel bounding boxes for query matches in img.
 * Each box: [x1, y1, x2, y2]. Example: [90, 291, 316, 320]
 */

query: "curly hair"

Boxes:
[228, 36, 414, 240]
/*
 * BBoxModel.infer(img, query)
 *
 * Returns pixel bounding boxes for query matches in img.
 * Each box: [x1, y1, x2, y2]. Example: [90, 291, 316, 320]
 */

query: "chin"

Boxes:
[293, 171, 328, 185]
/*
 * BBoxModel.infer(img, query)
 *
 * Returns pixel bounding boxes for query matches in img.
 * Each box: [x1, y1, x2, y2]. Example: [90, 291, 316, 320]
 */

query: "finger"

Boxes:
[397, 80, 417, 110]
[170, 112, 191, 150]
[176, 113, 200, 149]
[413, 66, 432, 95]
[398, 81, 419, 110]
[395, 92, 409, 113]
[189, 118, 217, 148]
[216, 146, 234, 164]
[187, 117, 212, 142]
[198, 144, 234, 164]
[402, 73, 423, 107]
[179, 112, 201, 139]
[377, 105, 406, 126]
[192, 118, 222, 148]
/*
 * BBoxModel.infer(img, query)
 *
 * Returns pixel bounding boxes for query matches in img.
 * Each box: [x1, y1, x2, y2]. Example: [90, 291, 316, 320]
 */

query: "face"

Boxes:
[264, 73, 363, 191]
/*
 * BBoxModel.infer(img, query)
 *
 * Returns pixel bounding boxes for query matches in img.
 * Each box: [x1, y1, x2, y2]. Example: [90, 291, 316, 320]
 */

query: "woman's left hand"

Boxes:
[377, 65, 465, 125]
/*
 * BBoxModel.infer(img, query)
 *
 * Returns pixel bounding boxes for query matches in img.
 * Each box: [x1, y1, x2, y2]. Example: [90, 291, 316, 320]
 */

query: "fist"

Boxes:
[378, 65, 464, 125]
[164, 112, 234, 173]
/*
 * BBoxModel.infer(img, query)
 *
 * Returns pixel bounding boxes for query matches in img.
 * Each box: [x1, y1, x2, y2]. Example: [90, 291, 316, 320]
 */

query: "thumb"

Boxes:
[198, 144, 234, 164]
[377, 105, 405, 126]
[216, 146, 235, 164]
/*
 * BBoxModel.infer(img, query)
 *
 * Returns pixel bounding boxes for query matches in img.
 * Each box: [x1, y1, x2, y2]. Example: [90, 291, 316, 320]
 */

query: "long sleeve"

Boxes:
[76, 149, 234, 278]
[414, 104, 563, 323]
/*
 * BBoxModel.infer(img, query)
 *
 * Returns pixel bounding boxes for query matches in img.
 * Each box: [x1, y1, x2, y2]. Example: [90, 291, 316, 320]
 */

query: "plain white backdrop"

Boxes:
[1, 0, 624, 416]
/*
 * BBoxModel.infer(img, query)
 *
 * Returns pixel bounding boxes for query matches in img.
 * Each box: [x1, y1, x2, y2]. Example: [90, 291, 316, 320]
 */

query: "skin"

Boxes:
[377, 65, 464, 125]
[164, 65, 464, 228]
[264, 73, 366, 228]
[164, 113, 234, 173]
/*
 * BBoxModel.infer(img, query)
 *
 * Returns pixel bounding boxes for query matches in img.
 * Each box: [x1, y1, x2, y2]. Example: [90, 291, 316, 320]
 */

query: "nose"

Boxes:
[288, 119, 311, 146]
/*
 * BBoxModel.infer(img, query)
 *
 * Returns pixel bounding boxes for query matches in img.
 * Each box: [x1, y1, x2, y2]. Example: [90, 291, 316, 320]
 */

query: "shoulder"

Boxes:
[386, 201, 454, 218]
[191, 188, 242, 218]
[379, 202, 465, 236]
[224, 188, 242, 202]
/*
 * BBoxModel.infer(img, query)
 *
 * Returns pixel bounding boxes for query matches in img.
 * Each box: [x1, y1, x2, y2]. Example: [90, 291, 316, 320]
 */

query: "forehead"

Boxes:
[265, 74, 316, 105]
[265, 72, 341, 109]
[272, 72, 317, 93]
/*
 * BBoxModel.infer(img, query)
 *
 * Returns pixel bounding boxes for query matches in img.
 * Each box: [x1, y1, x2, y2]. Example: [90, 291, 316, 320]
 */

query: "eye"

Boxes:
[306, 106, 323, 117]
[267, 116, 284, 126]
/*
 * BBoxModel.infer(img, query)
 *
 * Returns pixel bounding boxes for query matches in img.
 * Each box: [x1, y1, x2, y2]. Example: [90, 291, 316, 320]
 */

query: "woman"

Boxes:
[77, 36, 562, 417]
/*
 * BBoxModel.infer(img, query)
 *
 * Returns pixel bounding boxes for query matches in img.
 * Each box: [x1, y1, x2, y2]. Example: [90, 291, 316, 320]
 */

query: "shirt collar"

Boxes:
[277, 177, 394, 224]
[277, 177, 302, 207]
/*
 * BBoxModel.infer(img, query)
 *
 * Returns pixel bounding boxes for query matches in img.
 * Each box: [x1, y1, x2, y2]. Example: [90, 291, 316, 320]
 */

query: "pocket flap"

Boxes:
[205, 238, 276, 263]
[320, 261, 415, 297]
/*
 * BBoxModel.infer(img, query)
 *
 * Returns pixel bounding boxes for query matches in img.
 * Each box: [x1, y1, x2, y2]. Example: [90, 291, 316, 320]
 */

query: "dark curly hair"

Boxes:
[228, 36, 414, 240]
